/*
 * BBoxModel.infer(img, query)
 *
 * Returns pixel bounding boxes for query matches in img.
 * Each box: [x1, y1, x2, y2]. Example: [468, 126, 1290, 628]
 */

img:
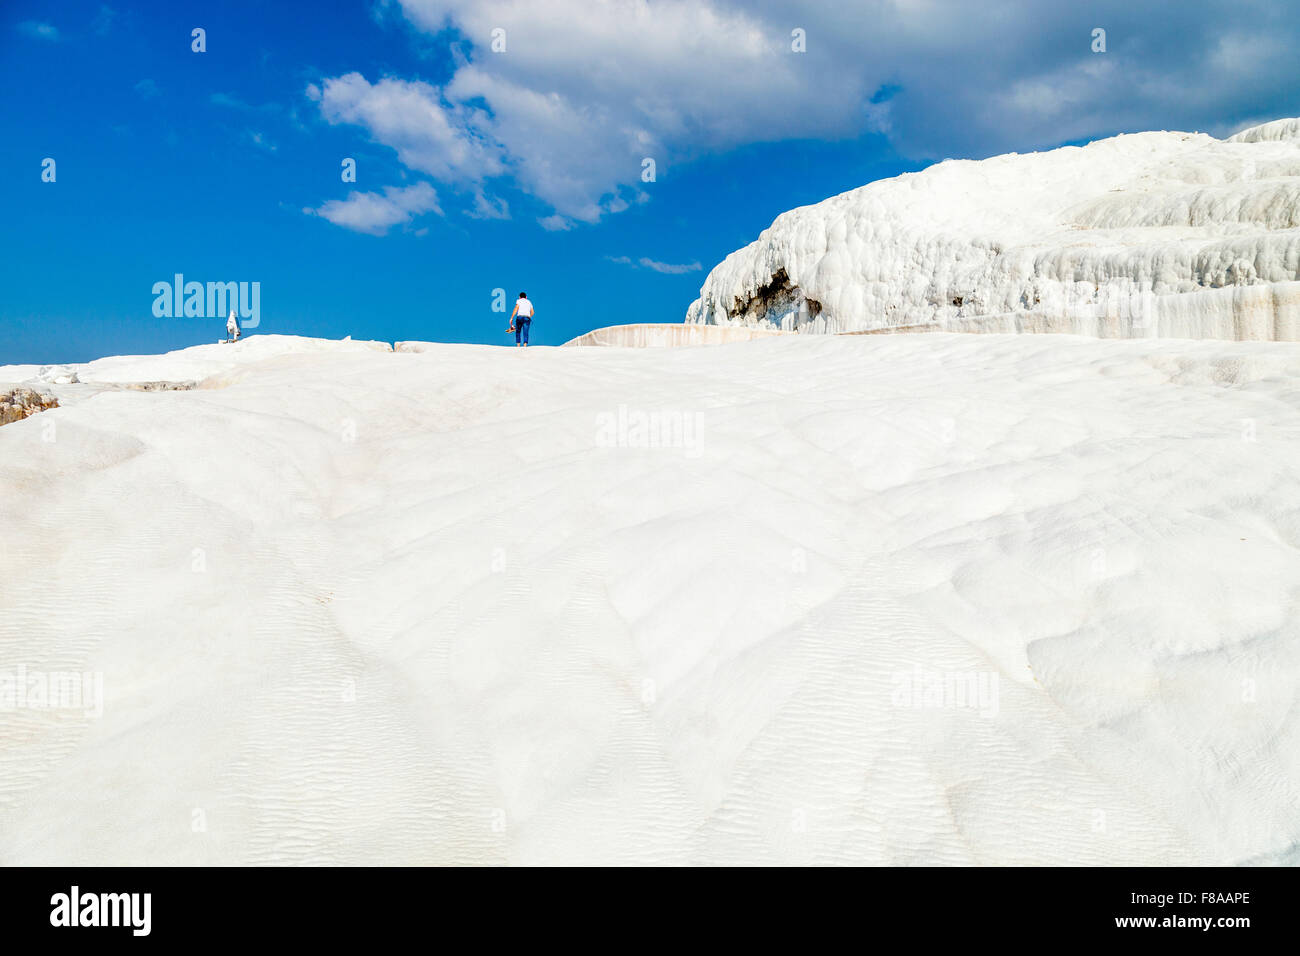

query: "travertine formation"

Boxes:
[687, 118, 1300, 340]
[2, 334, 1298, 864]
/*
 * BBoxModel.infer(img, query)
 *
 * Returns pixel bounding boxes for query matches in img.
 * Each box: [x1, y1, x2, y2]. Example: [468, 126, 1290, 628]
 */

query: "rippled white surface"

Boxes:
[1, 333, 1298, 864]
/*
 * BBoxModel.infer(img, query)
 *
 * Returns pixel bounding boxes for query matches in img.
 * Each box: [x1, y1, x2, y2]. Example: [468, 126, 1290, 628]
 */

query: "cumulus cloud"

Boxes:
[306, 182, 442, 235]
[314, 1, 855, 226]
[307, 0, 1300, 228]
[310, 73, 506, 183]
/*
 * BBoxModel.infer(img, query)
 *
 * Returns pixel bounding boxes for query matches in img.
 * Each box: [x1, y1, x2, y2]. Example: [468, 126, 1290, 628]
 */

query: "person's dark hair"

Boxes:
[519, 292, 527, 298]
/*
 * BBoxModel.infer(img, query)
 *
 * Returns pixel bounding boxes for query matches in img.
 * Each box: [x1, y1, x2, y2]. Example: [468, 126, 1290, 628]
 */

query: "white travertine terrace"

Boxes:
[2, 333, 1298, 864]
[686, 119, 1300, 340]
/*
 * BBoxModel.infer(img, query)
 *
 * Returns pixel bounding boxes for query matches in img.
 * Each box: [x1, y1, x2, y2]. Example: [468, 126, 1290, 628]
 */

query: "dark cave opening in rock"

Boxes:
[729, 268, 823, 326]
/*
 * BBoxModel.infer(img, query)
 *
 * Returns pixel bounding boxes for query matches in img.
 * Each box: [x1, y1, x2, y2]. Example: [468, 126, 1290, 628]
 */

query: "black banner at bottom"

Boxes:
[0, 866, 1285, 944]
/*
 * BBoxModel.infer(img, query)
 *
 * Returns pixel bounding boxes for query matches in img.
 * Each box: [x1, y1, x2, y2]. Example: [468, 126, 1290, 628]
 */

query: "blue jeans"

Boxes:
[515, 318, 531, 344]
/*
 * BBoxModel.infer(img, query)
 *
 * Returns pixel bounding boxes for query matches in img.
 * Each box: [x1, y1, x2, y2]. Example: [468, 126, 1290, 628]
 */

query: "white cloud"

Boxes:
[639, 257, 701, 275]
[306, 182, 442, 235]
[315, 1, 862, 226]
[211, 92, 280, 113]
[307, 1, 1300, 228]
[247, 130, 277, 153]
[466, 189, 510, 220]
[1210, 31, 1288, 75]
[17, 21, 59, 40]
[312, 73, 506, 183]
[607, 255, 701, 275]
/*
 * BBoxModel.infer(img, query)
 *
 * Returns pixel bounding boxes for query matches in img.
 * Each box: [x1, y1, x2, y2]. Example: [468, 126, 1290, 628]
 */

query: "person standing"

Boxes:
[508, 293, 534, 347]
[226, 310, 241, 343]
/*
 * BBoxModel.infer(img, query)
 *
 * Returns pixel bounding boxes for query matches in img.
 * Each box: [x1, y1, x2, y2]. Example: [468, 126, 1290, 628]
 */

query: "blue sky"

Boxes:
[3, 0, 1298, 363]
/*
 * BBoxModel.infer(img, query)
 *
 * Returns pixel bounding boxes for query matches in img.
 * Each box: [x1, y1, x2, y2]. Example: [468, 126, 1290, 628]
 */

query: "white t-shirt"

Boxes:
[516, 299, 534, 318]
